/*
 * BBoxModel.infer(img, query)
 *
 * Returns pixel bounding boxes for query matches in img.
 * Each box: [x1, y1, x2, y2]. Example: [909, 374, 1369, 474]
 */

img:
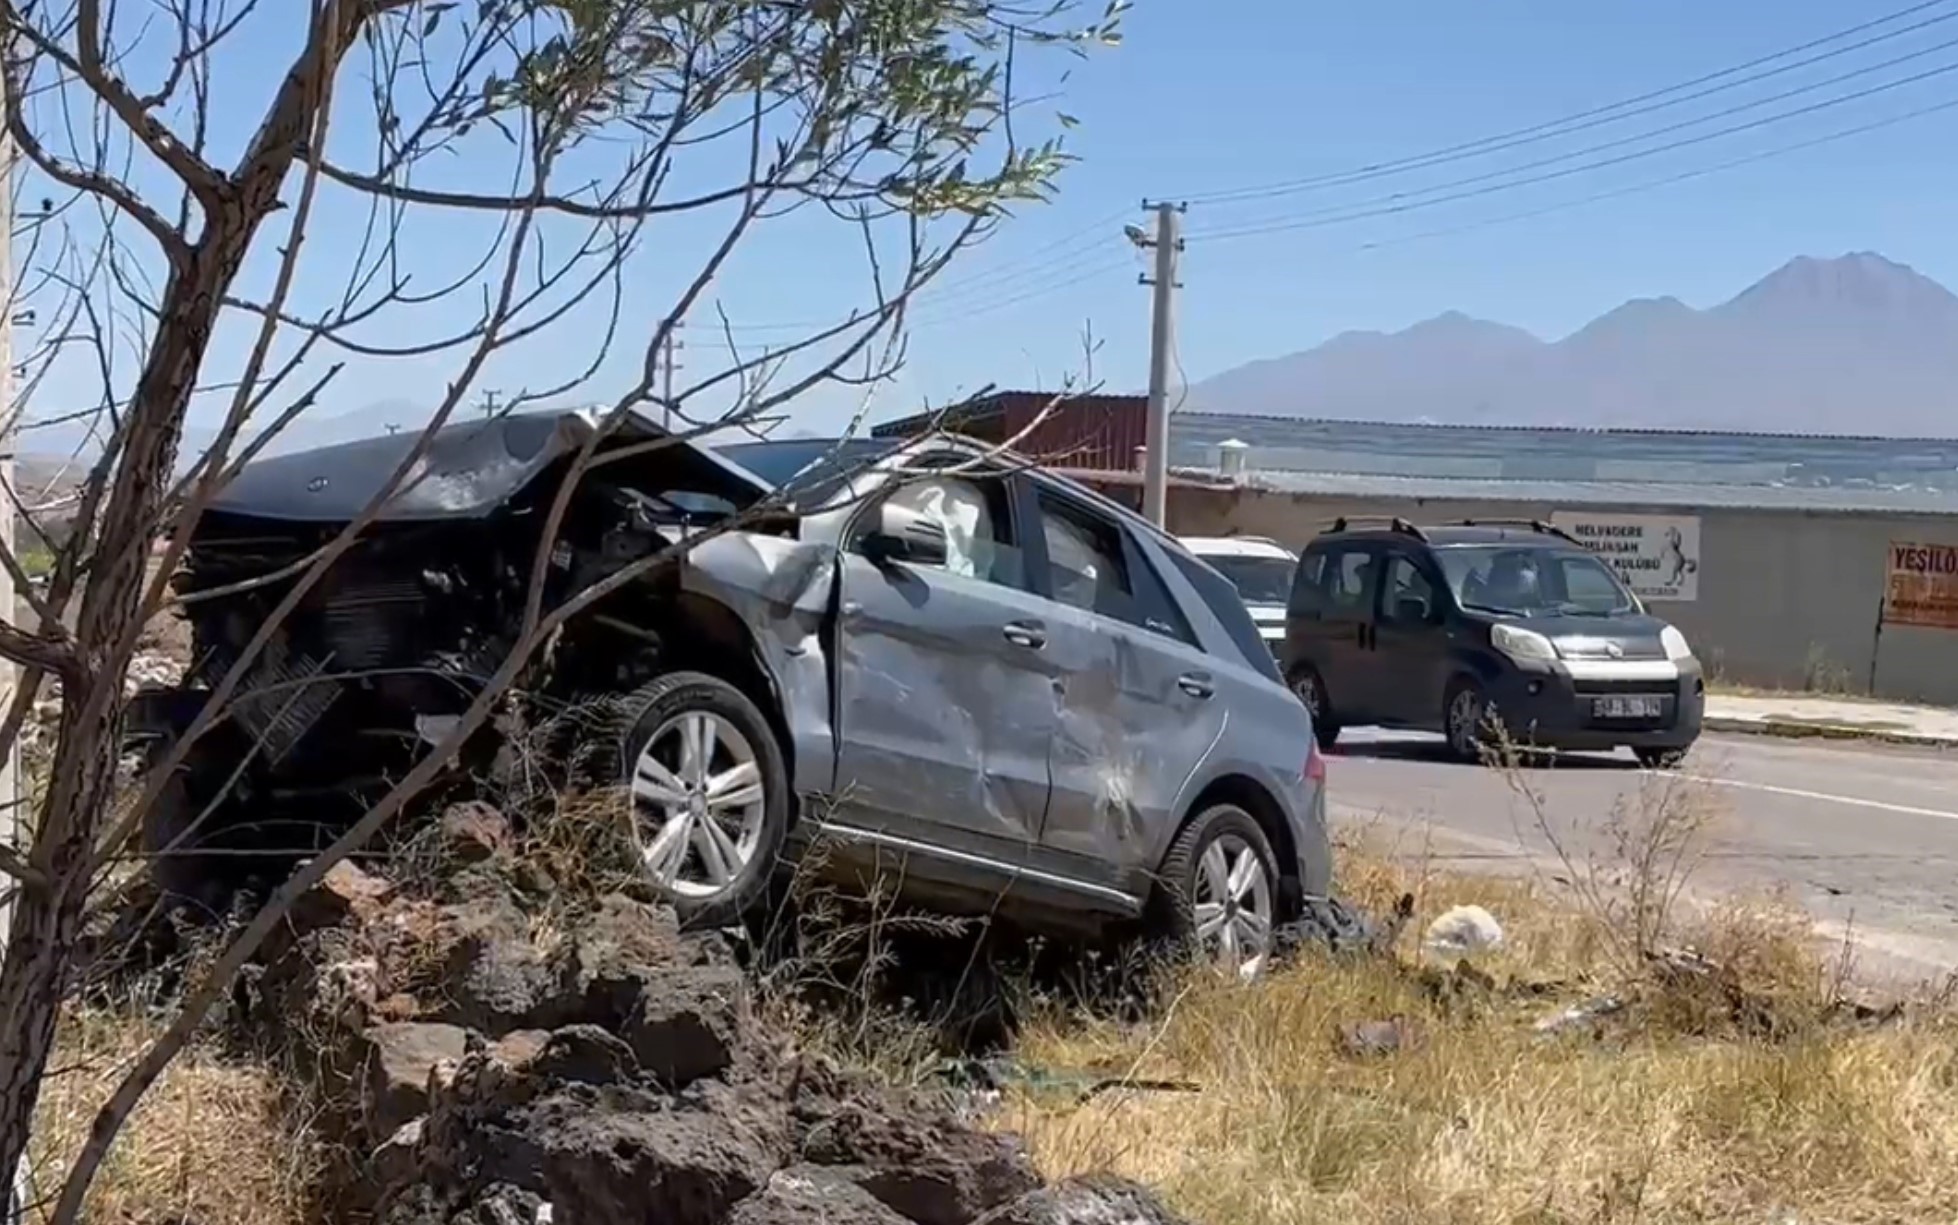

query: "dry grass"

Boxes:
[1002, 839, 1958, 1225]
[25, 1008, 320, 1225]
[26, 753, 1958, 1224]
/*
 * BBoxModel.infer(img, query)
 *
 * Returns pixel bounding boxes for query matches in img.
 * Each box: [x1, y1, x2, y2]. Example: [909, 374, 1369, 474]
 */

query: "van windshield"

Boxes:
[1199, 555, 1296, 605]
[1434, 545, 1637, 616]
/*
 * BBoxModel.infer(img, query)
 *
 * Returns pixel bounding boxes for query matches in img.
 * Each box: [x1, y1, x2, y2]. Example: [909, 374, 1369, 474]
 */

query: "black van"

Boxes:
[1280, 518, 1704, 767]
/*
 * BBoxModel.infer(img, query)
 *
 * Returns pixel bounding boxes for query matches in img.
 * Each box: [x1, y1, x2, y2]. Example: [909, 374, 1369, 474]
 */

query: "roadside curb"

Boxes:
[1702, 714, 1958, 750]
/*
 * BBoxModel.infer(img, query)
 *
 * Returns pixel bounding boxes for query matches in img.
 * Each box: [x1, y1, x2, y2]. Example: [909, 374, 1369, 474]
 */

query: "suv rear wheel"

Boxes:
[615, 671, 789, 929]
[1289, 665, 1341, 750]
[1156, 803, 1279, 981]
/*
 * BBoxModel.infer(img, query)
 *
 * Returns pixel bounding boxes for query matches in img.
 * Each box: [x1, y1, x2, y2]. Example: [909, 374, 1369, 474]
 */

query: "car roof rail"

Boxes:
[1457, 517, 1581, 545]
[1327, 515, 1428, 542]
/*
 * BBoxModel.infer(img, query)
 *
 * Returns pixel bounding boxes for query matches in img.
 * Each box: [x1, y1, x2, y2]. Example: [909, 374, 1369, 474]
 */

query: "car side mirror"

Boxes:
[1396, 597, 1431, 624]
[861, 502, 949, 568]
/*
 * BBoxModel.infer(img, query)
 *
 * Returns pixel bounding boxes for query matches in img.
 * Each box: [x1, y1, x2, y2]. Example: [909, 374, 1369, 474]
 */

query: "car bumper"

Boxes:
[1487, 657, 1705, 751]
[1285, 776, 1335, 909]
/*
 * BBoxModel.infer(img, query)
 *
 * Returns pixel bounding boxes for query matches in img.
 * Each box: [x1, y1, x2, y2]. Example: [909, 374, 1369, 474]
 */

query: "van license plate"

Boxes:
[1593, 695, 1663, 719]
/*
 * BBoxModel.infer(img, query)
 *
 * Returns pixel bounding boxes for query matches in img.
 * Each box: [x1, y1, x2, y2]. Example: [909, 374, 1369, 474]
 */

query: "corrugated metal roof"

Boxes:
[1244, 470, 1958, 515]
[1179, 409, 1958, 447]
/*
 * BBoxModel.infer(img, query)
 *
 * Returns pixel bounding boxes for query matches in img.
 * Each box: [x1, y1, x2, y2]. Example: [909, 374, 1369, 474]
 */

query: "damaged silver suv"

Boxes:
[131, 412, 1331, 975]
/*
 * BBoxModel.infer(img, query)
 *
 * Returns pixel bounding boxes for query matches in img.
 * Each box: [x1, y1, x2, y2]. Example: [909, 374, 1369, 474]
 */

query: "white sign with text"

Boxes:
[1549, 512, 1701, 602]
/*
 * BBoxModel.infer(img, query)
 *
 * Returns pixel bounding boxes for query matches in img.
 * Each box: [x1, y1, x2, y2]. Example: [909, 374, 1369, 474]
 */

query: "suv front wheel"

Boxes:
[615, 671, 790, 929]
[1157, 803, 1280, 981]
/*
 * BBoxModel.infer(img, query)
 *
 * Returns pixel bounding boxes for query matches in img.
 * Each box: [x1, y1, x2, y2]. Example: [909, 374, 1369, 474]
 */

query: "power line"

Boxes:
[906, 256, 1138, 330]
[1188, 58, 1958, 244]
[1179, 0, 1958, 206]
[1195, 35, 1958, 238]
[716, 210, 1133, 335]
[715, 237, 1135, 337]
[1343, 91, 1958, 255]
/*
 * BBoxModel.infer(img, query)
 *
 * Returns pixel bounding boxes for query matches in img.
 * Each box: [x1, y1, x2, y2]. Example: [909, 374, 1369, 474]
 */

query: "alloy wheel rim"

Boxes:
[1293, 673, 1322, 717]
[1191, 834, 1273, 981]
[629, 710, 766, 898]
[1449, 690, 1481, 755]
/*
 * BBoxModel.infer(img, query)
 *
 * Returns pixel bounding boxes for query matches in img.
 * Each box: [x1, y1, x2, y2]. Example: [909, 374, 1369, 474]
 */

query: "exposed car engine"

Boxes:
[129, 412, 772, 910]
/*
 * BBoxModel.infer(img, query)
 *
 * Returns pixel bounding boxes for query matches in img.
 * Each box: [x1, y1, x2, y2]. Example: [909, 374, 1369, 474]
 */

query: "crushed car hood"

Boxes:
[209, 410, 773, 523]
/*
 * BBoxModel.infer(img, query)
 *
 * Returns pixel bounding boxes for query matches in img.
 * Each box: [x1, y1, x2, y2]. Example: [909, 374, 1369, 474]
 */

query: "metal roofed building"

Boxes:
[1154, 412, 1958, 706]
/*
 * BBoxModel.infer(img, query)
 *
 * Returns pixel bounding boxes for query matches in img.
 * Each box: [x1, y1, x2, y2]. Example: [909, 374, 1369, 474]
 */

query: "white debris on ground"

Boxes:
[1421, 903, 1505, 961]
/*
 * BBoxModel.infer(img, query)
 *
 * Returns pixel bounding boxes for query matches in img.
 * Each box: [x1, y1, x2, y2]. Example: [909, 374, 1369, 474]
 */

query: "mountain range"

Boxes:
[1187, 253, 1958, 437]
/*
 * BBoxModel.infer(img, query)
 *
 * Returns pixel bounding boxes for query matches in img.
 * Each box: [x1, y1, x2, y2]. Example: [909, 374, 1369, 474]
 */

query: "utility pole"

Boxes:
[656, 322, 684, 430]
[480, 387, 503, 420]
[1138, 200, 1184, 527]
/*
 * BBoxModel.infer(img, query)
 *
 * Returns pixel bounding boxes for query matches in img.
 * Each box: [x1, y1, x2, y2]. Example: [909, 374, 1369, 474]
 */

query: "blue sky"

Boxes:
[22, 0, 1958, 443]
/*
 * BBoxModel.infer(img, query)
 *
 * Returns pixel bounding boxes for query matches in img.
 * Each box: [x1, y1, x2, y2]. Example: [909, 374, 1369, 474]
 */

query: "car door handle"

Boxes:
[1177, 671, 1215, 699]
[1002, 621, 1046, 649]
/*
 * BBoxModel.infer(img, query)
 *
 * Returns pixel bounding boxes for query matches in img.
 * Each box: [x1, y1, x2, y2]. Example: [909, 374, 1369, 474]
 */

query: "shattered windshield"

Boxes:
[715, 438, 897, 508]
[1434, 544, 1637, 616]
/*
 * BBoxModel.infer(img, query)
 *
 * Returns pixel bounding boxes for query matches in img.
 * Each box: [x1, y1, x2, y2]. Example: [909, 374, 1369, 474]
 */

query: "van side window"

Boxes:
[1381, 553, 1439, 625]
[1328, 548, 1375, 613]
[1290, 550, 1328, 615]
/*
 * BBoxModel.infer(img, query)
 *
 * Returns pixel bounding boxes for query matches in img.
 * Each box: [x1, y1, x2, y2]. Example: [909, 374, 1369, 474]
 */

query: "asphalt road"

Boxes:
[1326, 728, 1958, 982]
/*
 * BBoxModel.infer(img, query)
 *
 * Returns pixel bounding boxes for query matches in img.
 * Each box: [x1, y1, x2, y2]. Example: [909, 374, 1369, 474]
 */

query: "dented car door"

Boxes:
[1028, 487, 1229, 895]
[826, 467, 1062, 868]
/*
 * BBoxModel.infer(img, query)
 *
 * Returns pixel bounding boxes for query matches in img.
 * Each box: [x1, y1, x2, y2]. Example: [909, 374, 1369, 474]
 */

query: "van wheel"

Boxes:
[1289, 666, 1341, 749]
[1155, 803, 1279, 982]
[615, 671, 789, 930]
[1444, 678, 1499, 764]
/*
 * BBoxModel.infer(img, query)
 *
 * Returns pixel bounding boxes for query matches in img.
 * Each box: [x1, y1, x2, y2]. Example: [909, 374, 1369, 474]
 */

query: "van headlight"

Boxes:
[1659, 624, 1694, 662]
[1492, 623, 1557, 663]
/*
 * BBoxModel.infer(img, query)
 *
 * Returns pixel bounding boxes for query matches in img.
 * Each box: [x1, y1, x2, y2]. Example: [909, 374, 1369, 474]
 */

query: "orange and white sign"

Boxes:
[1884, 541, 1958, 630]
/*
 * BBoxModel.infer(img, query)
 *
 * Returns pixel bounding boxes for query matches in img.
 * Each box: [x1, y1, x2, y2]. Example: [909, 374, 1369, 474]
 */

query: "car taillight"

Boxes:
[1304, 741, 1326, 785]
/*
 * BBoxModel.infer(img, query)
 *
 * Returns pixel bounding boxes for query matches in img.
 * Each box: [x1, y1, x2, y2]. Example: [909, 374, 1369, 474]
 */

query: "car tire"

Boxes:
[1443, 677, 1499, 764]
[1634, 745, 1690, 770]
[1289, 666, 1341, 749]
[614, 671, 790, 931]
[1155, 802, 1281, 981]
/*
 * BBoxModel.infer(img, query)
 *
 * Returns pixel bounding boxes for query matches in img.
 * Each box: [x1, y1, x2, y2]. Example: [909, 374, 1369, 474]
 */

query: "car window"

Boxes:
[1435, 544, 1637, 616]
[1324, 546, 1376, 615]
[1198, 553, 1295, 605]
[1380, 554, 1439, 625]
[1289, 550, 1328, 615]
[1563, 557, 1627, 606]
[853, 472, 1024, 588]
[1037, 495, 1194, 644]
[1167, 551, 1283, 681]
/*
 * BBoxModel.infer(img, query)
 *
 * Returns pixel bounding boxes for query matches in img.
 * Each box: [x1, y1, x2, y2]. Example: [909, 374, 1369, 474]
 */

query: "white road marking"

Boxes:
[1677, 773, 1958, 823]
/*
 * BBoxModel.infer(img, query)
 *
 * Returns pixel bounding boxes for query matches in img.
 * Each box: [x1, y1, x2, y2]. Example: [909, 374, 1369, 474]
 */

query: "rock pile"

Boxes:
[243, 808, 1188, 1225]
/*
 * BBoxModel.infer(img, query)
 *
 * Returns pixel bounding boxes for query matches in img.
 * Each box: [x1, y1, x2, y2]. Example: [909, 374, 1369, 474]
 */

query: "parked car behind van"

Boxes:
[1178, 535, 1297, 660]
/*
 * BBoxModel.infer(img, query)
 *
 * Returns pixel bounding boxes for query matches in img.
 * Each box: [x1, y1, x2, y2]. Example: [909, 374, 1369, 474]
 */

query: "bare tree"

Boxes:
[0, 0, 1123, 1213]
